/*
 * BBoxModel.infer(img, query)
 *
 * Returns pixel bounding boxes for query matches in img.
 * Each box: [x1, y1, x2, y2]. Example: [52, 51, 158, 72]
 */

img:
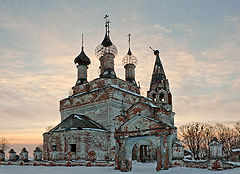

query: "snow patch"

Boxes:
[1, 162, 240, 174]
[232, 149, 240, 152]
[74, 115, 83, 120]
[81, 128, 108, 132]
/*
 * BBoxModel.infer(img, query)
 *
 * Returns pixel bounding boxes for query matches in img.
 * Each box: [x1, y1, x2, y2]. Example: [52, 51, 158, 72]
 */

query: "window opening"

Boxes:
[70, 144, 76, 153]
[52, 145, 57, 151]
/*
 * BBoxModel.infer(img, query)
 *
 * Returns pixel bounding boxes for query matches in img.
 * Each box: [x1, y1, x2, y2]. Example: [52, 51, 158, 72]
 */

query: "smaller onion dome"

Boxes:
[122, 48, 138, 66]
[122, 34, 138, 66]
[74, 46, 91, 65]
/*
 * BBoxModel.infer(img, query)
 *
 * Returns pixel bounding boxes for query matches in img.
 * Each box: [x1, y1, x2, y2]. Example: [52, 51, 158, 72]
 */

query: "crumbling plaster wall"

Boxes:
[43, 130, 110, 161]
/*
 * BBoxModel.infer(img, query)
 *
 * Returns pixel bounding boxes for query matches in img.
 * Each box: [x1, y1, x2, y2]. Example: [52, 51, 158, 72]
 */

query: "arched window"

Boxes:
[159, 93, 164, 102]
[152, 93, 156, 102]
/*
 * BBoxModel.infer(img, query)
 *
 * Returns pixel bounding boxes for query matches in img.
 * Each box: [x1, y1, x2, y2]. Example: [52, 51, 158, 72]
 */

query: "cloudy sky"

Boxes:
[0, 0, 240, 146]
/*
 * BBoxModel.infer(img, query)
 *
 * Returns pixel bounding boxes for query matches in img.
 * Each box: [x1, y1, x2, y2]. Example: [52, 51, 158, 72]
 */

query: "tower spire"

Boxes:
[127, 34, 132, 56]
[149, 47, 166, 87]
[147, 48, 172, 110]
[104, 15, 110, 37]
[81, 33, 83, 49]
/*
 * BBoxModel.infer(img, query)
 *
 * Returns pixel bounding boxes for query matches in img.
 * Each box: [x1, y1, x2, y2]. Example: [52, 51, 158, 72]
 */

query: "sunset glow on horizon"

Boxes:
[0, 0, 240, 145]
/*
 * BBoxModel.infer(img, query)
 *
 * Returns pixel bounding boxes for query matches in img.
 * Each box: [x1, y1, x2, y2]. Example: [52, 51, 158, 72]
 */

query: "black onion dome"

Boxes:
[127, 48, 132, 55]
[74, 47, 91, 65]
[101, 34, 113, 47]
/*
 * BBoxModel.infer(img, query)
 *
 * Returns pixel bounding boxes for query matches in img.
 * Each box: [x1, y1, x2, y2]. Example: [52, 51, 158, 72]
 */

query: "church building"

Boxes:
[43, 16, 176, 172]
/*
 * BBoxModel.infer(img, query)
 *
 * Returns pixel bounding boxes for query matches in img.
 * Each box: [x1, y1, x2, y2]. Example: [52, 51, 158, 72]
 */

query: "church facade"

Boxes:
[43, 16, 176, 172]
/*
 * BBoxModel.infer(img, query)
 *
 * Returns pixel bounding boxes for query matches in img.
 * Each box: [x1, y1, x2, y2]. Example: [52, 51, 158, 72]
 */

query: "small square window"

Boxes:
[70, 144, 76, 153]
[52, 145, 57, 151]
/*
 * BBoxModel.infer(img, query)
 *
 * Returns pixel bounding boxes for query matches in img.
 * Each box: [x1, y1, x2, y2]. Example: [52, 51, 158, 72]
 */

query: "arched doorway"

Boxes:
[131, 140, 155, 163]
[122, 136, 157, 171]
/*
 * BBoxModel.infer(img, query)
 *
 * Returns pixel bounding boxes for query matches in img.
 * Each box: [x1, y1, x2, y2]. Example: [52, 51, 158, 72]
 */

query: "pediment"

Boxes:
[118, 115, 167, 132]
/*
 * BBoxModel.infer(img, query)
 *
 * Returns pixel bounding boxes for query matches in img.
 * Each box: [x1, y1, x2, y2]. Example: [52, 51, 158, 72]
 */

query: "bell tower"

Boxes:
[147, 48, 172, 110]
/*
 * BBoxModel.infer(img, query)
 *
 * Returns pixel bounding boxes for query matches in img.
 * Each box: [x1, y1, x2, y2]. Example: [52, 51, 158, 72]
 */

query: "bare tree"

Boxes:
[178, 123, 206, 160]
[178, 121, 240, 161]
[201, 124, 215, 159]
[215, 123, 235, 161]
[0, 137, 11, 152]
[233, 121, 240, 148]
[234, 121, 240, 136]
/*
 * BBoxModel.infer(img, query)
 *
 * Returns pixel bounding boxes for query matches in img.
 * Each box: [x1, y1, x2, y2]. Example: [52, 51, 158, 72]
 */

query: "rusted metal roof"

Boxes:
[49, 114, 107, 132]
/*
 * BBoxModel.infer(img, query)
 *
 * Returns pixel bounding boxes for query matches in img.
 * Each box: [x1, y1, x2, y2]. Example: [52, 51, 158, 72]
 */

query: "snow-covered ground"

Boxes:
[1, 162, 240, 174]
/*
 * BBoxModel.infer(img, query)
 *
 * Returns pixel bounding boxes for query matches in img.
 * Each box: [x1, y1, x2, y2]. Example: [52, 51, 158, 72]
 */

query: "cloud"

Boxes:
[153, 24, 172, 34]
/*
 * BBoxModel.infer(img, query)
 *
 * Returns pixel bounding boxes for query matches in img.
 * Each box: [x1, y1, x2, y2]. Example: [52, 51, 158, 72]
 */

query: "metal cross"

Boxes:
[104, 15, 110, 34]
[128, 34, 131, 49]
[104, 14, 109, 22]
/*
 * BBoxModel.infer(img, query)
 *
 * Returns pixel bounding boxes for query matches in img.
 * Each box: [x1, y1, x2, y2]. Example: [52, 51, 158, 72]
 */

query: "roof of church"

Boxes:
[74, 46, 91, 65]
[49, 114, 107, 133]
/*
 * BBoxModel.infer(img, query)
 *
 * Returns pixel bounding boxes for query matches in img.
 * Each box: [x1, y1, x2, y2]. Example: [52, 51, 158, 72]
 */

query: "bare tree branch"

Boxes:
[0, 137, 11, 152]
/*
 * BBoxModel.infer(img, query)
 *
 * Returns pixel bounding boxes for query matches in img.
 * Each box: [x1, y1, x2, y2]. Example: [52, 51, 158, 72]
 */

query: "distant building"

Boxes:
[43, 16, 176, 172]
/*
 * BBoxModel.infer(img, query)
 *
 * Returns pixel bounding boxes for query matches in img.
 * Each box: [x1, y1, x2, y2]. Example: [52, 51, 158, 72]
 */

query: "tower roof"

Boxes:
[149, 48, 166, 87]
[74, 47, 91, 65]
[74, 34, 91, 65]
[101, 32, 113, 47]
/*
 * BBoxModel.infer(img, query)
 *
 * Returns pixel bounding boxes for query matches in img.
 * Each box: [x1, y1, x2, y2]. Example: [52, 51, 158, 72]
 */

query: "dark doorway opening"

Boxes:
[140, 145, 150, 162]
